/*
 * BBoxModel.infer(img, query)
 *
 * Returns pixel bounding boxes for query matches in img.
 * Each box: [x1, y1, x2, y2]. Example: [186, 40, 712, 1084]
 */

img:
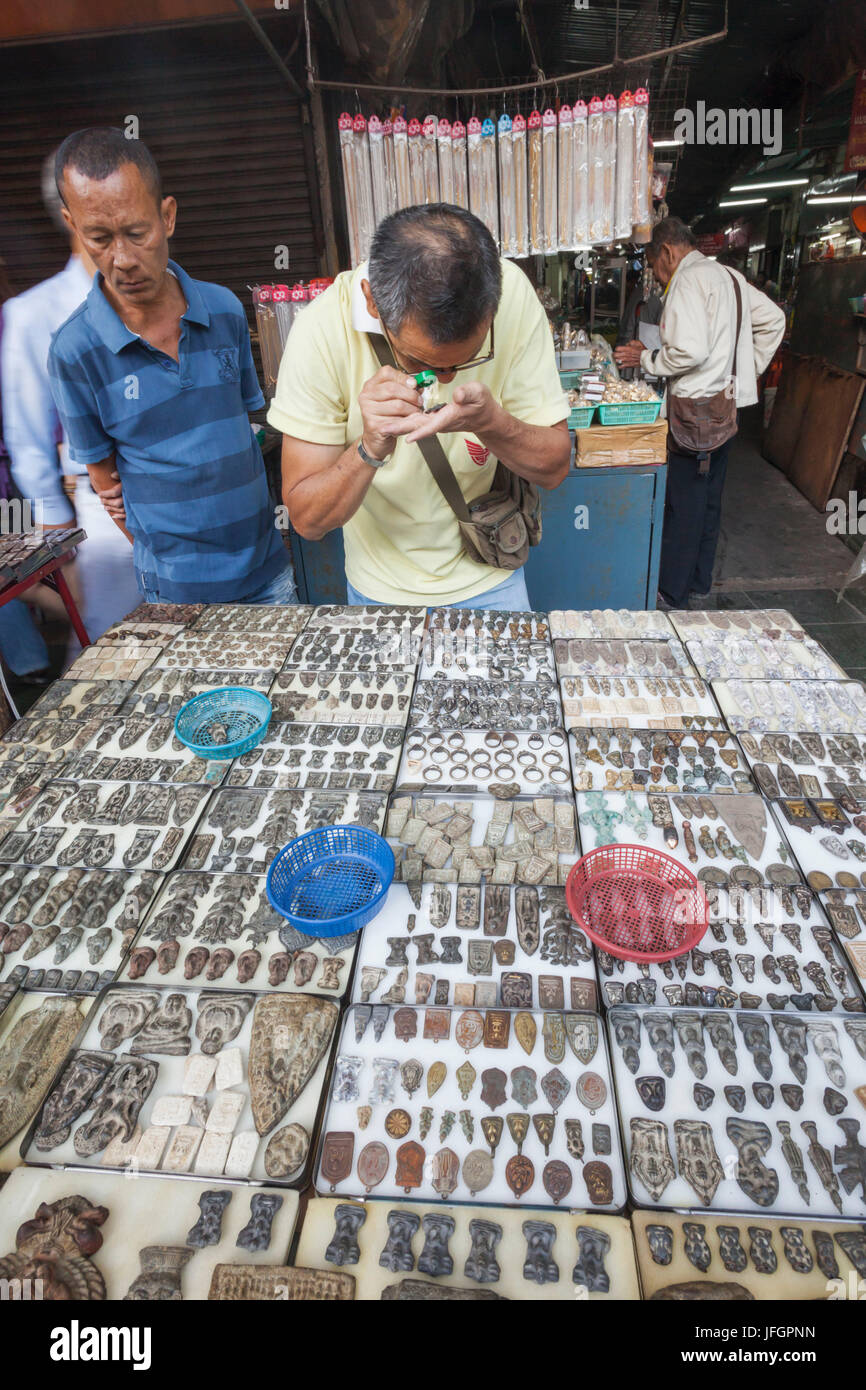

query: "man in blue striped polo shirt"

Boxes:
[47, 127, 295, 606]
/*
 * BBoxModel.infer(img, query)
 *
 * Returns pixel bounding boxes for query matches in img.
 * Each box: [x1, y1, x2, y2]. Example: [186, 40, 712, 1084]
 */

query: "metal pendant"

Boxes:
[483, 1010, 510, 1049]
[385, 1109, 411, 1140]
[646, 1223, 673, 1265]
[393, 1007, 418, 1041]
[480, 1066, 507, 1110]
[418, 1212, 455, 1274]
[511, 1065, 538, 1110]
[564, 1013, 599, 1065]
[468, 941, 493, 976]
[321, 1131, 355, 1192]
[612, 1012, 642, 1073]
[464, 1217, 501, 1281]
[431, 1147, 460, 1200]
[494, 941, 515, 967]
[753, 1082, 775, 1109]
[693, 1084, 714, 1111]
[726, 1118, 779, 1207]
[673, 1012, 707, 1078]
[715, 1224, 747, 1272]
[812, 1230, 839, 1280]
[506, 1111, 530, 1154]
[833, 1229, 866, 1278]
[378, 1209, 419, 1273]
[583, 1159, 614, 1206]
[644, 1012, 676, 1076]
[515, 885, 540, 955]
[542, 1012, 566, 1062]
[395, 1140, 426, 1193]
[532, 1113, 556, 1156]
[423, 1008, 450, 1043]
[369, 1058, 399, 1106]
[514, 1011, 537, 1055]
[454, 1010, 484, 1052]
[704, 1014, 738, 1075]
[427, 1061, 447, 1097]
[576, 1071, 607, 1114]
[683, 1221, 712, 1272]
[748, 1225, 777, 1274]
[455, 1060, 476, 1101]
[505, 1153, 535, 1200]
[573, 1226, 611, 1292]
[630, 1117, 675, 1202]
[738, 1013, 774, 1080]
[540, 1067, 570, 1113]
[779, 1226, 813, 1273]
[543, 1159, 573, 1206]
[323, 1203, 365, 1266]
[462, 1149, 494, 1197]
[400, 1059, 423, 1098]
[481, 1114, 503, 1156]
[636, 1075, 666, 1112]
[501, 971, 532, 1008]
[522, 1219, 559, 1283]
[565, 1118, 584, 1161]
[771, 1016, 807, 1082]
[675, 1120, 724, 1206]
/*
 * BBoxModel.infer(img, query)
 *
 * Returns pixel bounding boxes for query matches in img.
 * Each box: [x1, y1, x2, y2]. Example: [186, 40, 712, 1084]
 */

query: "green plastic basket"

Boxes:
[568, 404, 597, 430]
[560, 369, 586, 389]
[596, 399, 662, 425]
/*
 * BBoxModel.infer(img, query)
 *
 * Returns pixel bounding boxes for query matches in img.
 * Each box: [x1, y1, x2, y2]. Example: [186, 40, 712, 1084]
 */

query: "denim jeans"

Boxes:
[346, 567, 531, 612]
[138, 562, 298, 607]
[0, 600, 49, 675]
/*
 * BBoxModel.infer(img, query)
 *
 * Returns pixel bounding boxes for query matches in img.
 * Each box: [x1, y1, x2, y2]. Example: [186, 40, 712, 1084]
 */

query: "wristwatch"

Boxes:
[357, 437, 391, 468]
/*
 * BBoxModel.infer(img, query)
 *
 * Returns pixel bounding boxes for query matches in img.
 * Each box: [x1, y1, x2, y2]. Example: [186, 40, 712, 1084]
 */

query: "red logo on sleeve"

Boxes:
[465, 439, 490, 466]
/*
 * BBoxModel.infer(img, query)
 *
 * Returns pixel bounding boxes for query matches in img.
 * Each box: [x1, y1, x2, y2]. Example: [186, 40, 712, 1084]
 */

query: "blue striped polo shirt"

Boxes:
[47, 259, 286, 602]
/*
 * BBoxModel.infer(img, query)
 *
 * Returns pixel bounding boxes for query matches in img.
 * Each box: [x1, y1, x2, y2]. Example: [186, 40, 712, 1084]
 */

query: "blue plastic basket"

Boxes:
[174, 686, 272, 761]
[266, 824, 395, 939]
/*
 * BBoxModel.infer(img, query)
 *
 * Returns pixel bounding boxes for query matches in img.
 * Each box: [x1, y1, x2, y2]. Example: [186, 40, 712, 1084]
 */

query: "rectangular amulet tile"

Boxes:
[134, 1126, 171, 1170]
[224, 1130, 259, 1179]
[194, 1130, 231, 1175]
[206, 1090, 245, 1134]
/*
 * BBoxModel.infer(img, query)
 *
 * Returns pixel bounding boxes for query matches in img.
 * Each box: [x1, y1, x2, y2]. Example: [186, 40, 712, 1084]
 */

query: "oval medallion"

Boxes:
[356, 1140, 389, 1192]
[583, 1159, 614, 1206]
[385, 1108, 412, 1139]
[462, 1148, 494, 1196]
[455, 1010, 484, 1051]
[576, 1071, 608, 1114]
[505, 1153, 535, 1200]
[542, 1158, 573, 1205]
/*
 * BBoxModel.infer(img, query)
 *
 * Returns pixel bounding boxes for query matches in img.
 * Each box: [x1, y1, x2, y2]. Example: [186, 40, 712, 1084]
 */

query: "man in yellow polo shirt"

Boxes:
[268, 204, 570, 609]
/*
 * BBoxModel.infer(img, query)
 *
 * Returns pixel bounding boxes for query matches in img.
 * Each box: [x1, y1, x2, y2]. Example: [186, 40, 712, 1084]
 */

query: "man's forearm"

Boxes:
[476, 403, 570, 488]
[286, 440, 380, 540]
[86, 462, 134, 544]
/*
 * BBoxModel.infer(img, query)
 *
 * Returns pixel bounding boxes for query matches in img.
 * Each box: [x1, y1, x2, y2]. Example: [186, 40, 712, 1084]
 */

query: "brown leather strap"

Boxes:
[367, 334, 472, 522]
[724, 268, 742, 384]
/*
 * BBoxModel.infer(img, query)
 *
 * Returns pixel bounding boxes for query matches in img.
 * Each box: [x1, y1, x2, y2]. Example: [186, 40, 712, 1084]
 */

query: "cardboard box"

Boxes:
[574, 418, 668, 468]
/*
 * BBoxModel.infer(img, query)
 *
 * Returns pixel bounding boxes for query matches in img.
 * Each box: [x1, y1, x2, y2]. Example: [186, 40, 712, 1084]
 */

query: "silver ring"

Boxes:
[484, 731, 501, 748]
[473, 764, 492, 779]
[431, 746, 449, 762]
[517, 751, 537, 767]
[451, 764, 468, 780]
[525, 766, 544, 782]
[550, 767, 570, 783]
[450, 748, 469, 763]
[471, 751, 492, 767]
[502, 732, 519, 748]
[427, 731, 444, 747]
[495, 749, 514, 765]
[528, 733, 544, 750]
[423, 765, 443, 782]
[547, 730, 566, 747]
[543, 751, 563, 767]
[447, 731, 465, 748]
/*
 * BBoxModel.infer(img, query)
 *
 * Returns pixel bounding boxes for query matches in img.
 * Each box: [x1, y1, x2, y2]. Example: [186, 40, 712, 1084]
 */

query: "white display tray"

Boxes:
[27, 678, 136, 719]
[409, 678, 564, 732]
[632, 1209, 866, 1299]
[549, 609, 673, 640]
[575, 791, 802, 888]
[295, 1196, 639, 1300]
[775, 797, 866, 893]
[123, 869, 355, 998]
[608, 1004, 866, 1218]
[569, 728, 752, 795]
[190, 603, 313, 634]
[64, 645, 163, 681]
[0, 713, 109, 763]
[670, 608, 805, 639]
[268, 670, 415, 726]
[24, 985, 338, 1188]
[184, 786, 388, 874]
[0, 989, 90, 1172]
[821, 890, 866, 990]
[386, 793, 579, 887]
[63, 714, 229, 786]
[712, 679, 866, 734]
[155, 632, 299, 670]
[685, 633, 845, 681]
[418, 638, 556, 684]
[597, 889, 862, 1014]
[738, 729, 866, 804]
[0, 1166, 299, 1300]
[97, 619, 186, 645]
[397, 728, 572, 796]
[351, 882, 598, 1013]
[561, 674, 723, 730]
[553, 637, 694, 679]
[0, 780, 212, 872]
[304, 604, 427, 632]
[0, 865, 161, 993]
[316, 1004, 627, 1212]
[426, 608, 550, 642]
[224, 722, 402, 794]
[285, 626, 423, 670]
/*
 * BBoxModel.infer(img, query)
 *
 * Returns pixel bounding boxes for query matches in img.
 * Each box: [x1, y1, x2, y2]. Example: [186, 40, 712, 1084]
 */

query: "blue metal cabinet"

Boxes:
[524, 464, 667, 610]
[293, 463, 667, 610]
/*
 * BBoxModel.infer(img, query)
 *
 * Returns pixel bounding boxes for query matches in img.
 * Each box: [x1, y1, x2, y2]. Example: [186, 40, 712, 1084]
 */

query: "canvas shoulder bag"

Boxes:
[667, 268, 742, 459]
[367, 335, 541, 570]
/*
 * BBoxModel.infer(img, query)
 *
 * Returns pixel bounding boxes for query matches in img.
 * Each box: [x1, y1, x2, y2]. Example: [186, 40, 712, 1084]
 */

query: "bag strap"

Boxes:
[367, 333, 472, 523]
[724, 268, 742, 385]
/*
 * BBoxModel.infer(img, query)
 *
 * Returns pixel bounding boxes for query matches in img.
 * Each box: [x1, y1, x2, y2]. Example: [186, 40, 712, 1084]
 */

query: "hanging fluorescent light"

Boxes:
[653, 138, 685, 148]
[729, 178, 809, 191]
[718, 197, 768, 207]
[749, 243, 766, 252]
[807, 195, 866, 205]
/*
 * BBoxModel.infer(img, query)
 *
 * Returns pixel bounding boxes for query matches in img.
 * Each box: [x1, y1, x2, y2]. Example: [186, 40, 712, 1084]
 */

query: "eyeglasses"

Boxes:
[381, 319, 495, 376]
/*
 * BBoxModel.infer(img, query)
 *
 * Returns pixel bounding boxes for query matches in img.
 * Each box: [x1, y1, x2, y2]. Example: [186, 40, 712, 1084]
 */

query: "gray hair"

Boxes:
[648, 216, 697, 259]
[368, 204, 502, 346]
[42, 151, 68, 234]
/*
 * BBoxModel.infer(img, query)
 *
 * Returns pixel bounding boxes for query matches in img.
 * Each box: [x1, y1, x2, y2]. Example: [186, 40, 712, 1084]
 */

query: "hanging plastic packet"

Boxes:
[541, 108, 558, 253]
[527, 109, 543, 253]
[381, 118, 398, 216]
[422, 114, 440, 202]
[573, 99, 589, 245]
[558, 105, 574, 250]
[632, 88, 651, 226]
[272, 283, 294, 350]
[251, 286, 281, 396]
[408, 117, 425, 205]
[512, 113, 528, 256]
[614, 91, 635, 240]
[467, 116, 483, 224]
[451, 119, 468, 207]
[438, 117, 454, 203]
[587, 96, 604, 244]
[480, 116, 499, 245]
[353, 114, 377, 261]
[393, 116, 412, 209]
[497, 113, 515, 256]
[599, 94, 617, 244]
[338, 112, 363, 264]
[368, 114, 390, 226]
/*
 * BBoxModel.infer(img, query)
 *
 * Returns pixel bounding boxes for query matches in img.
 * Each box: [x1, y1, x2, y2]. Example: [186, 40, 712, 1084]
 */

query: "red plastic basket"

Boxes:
[566, 844, 708, 964]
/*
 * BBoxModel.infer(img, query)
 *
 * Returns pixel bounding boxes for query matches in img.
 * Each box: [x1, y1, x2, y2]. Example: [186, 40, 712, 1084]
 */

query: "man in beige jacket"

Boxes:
[615, 218, 785, 608]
